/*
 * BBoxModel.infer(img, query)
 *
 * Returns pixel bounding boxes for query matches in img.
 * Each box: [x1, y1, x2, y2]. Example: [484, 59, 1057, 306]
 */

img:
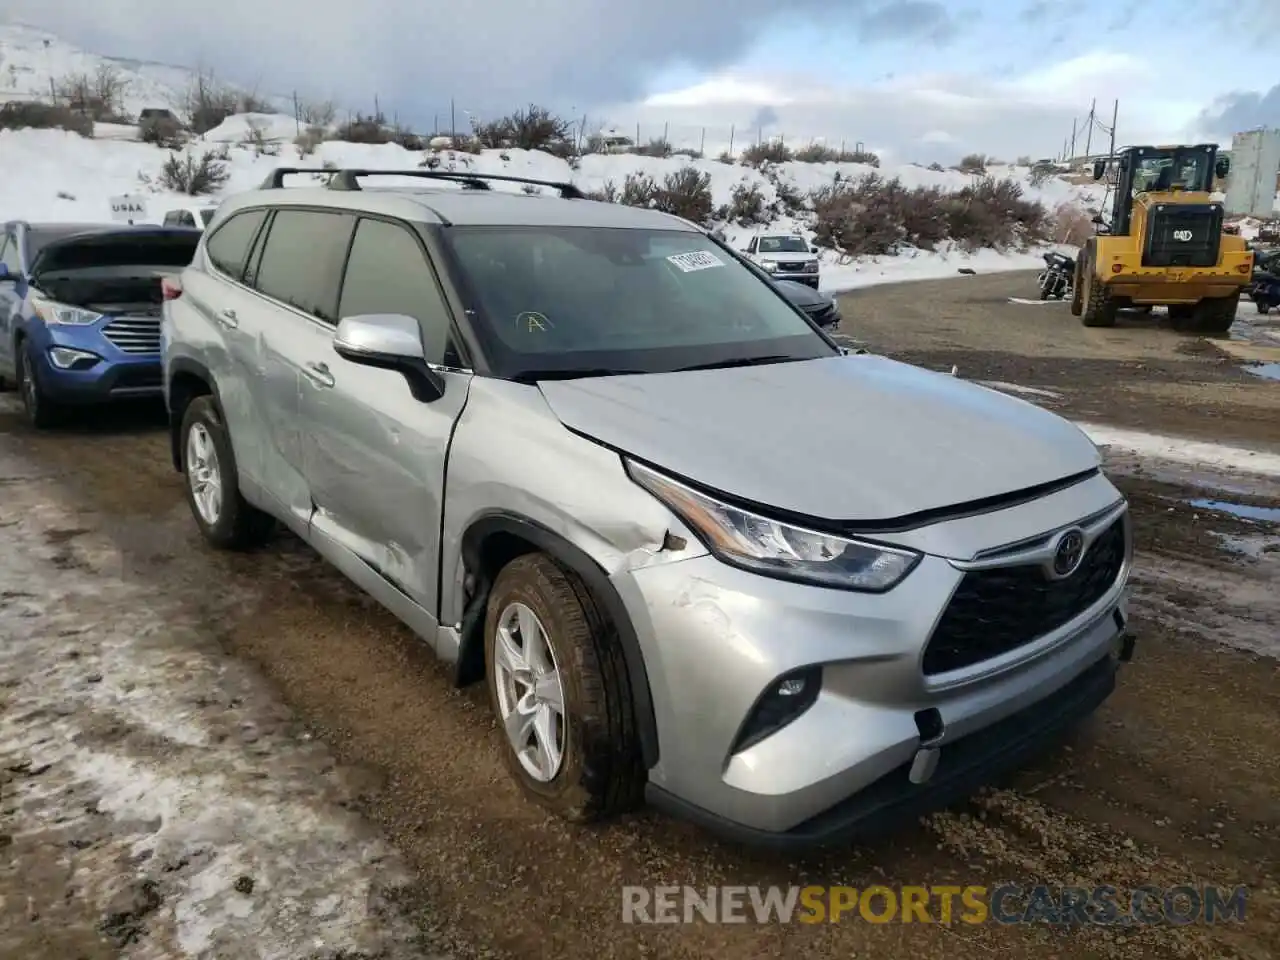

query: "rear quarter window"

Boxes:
[205, 209, 267, 280]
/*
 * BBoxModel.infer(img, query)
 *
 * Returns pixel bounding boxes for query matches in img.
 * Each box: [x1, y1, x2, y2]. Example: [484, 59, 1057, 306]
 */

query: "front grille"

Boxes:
[102, 316, 161, 354]
[1143, 203, 1222, 268]
[922, 517, 1126, 676]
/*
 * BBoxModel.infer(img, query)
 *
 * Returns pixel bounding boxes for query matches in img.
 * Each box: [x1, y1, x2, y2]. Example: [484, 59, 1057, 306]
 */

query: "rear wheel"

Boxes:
[1167, 304, 1196, 330]
[1080, 270, 1117, 327]
[180, 396, 275, 549]
[484, 553, 644, 822]
[1193, 294, 1239, 336]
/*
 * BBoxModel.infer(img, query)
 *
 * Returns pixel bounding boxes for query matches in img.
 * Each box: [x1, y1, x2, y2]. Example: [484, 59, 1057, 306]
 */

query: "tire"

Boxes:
[1193, 294, 1239, 336]
[1070, 259, 1085, 317]
[484, 552, 644, 822]
[1080, 270, 1117, 327]
[179, 395, 275, 549]
[1167, 304, 1196, 330]
[15, 342, 63, 429]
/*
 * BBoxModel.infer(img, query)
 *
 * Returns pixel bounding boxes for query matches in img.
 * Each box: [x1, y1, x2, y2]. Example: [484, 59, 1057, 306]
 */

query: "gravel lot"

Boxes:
[2, 270, 1277, 959]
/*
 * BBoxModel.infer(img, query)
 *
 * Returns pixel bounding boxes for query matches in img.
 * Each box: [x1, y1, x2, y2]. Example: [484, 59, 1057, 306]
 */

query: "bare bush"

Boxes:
[620, 172, 659, 207]
[241, 117, 279, 156]
[728, 180, 769, 225]
[158, 147, 231, 195]
[587, 180, 620, 203]
[1029, 162, 1056, 187]
[633, 138, 673, 158]
[739, 140, 793, 168]
[0, 102, 93, 137]
[765, 170, 806, 217]
[654, 168, 713, 224]
[1051, 202, 1093, 246]
[957, 152, 988, 174]
[54, 64, 129, 121]
[294, 124, 327, 156]
[672, 147, 703, 160]
[928, 162, 945, 172]
[943, 177, 1048, 250]
[333, 111, 392, 144]
[791, 143, 880, 167]
[715, 150, 734, 164]
[810, 173, 1048, 257]
[473, 104, 572, 151]
[299, 99, 336, 127]
[139, 112, 184, 148]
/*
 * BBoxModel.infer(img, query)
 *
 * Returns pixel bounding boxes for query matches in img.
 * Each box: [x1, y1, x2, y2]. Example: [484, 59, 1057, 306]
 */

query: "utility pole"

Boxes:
[1084, 97, 1096, 157]
[450, 99, 456, 137]
[1109, 99, 1119, 157]
[728, 124, 734, 157]
[1070, 117, 1077, 159]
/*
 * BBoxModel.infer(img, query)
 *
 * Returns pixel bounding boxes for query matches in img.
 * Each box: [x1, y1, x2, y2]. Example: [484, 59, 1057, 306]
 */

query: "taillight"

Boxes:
[161, 277, 183, 300]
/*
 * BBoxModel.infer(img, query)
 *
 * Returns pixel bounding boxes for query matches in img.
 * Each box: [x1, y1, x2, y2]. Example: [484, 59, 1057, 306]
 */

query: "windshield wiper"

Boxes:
[672, 354, 799, 372]
[515, 368, 646, 383]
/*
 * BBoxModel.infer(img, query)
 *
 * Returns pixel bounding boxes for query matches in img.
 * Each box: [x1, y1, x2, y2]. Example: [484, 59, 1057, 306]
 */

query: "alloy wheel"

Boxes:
[186, 422, 223, 525]
[493, 601, 567, 781]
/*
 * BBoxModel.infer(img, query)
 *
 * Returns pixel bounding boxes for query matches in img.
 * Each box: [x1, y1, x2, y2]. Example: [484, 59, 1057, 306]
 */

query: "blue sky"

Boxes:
[4, 0, 1279, 163]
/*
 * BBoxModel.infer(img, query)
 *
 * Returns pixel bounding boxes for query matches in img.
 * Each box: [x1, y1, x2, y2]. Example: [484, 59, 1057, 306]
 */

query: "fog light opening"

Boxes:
[730, 665, 822, 754]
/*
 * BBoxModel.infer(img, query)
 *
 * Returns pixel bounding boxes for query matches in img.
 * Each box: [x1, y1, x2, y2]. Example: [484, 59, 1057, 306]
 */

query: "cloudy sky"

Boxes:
[5, 0, 1279, 163]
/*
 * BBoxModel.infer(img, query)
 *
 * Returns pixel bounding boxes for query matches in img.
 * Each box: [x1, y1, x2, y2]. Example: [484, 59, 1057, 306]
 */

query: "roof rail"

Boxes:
[258, 167, 339, 189]
[323, 169, 585, 199]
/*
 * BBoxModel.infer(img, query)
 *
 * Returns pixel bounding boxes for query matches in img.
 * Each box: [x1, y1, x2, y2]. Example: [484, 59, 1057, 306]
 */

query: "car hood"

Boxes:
[537, 354, 1101, 523]
[774, 280, 828, 308]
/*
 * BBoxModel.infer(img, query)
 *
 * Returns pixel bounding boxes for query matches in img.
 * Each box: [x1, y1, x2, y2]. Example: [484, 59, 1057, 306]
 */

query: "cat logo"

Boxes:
[1172, 229, 1194, 241]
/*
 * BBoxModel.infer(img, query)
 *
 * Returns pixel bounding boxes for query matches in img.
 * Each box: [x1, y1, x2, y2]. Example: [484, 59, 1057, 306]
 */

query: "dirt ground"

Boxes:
[2, 270, 1278, 959]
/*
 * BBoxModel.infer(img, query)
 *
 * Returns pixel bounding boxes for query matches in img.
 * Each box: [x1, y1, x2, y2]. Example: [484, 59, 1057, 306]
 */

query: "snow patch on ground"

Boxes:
[0, 435, 433, 958]
[1077, 422, 1280, 478]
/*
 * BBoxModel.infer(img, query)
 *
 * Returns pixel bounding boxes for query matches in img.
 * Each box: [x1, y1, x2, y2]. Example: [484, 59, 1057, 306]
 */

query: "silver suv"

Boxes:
[161, 167, 1135, 847]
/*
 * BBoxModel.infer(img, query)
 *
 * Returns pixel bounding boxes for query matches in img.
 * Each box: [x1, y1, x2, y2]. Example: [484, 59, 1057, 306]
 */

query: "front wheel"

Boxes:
[16, 344, 62, 429]
[179, 396, 275, 549]
[485, 553, 644, 822]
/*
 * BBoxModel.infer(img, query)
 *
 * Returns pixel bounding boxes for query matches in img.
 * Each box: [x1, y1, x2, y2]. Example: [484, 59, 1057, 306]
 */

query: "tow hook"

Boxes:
[1112, 609, 1136, 662]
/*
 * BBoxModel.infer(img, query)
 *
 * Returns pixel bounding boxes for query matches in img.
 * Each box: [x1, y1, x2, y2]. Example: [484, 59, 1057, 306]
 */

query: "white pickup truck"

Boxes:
[742, 233, 821, 288]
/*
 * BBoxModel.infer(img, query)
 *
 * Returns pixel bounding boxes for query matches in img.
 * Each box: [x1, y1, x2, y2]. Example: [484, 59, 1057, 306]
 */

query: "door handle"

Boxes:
[302, 361, 335, 387]
[218, 308, 238, 328]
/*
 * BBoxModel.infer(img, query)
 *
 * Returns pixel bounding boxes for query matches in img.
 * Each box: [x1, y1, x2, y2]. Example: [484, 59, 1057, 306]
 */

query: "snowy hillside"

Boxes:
[0, 21, 282, 115]
[0, 122, 1108, 292]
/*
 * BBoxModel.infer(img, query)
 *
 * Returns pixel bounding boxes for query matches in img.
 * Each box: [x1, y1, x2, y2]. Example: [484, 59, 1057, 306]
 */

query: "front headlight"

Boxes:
[31, 296, 103, 326]
[626, 460, 921, 592]
[761, 260, 779, 271]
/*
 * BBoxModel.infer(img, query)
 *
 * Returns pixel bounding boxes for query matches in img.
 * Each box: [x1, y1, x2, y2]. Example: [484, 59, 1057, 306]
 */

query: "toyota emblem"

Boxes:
[1049, 528, 1086, 579]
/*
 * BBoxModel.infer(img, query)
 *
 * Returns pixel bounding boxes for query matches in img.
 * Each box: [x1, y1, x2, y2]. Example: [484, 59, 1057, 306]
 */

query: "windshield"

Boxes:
[441, 226, 835, 379]
[757, 236, 809, 253]
[1131, 150, 1213, 195]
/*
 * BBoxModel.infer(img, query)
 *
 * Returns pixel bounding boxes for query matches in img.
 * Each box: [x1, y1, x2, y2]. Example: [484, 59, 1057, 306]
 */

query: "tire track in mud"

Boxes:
[2, 397, 1278, 958]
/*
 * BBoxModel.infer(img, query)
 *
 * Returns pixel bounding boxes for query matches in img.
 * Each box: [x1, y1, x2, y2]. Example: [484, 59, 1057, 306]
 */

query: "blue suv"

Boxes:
[0, 221, 201, 427]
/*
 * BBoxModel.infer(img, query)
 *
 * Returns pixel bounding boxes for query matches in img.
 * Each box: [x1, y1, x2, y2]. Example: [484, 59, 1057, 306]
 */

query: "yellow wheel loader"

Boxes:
[1071, 144, 1253, 333]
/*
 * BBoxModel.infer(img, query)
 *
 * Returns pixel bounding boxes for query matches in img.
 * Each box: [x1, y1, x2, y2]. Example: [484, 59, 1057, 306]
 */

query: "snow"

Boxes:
[1076, 422, 1280, 478]
[0, 21, 282, 116]
[0, 122, 1103, 292]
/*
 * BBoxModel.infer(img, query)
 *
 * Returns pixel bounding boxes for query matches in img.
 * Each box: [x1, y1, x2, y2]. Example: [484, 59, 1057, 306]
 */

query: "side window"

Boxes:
[163, 212, 180, 226]
[747, 237, 757, 253]
[180, 211, 197, 227]
[338, 218, 454, 364]
[206, 209, 267, 280]
[0, 233, 16, 273]
[254, 209, 354, 323]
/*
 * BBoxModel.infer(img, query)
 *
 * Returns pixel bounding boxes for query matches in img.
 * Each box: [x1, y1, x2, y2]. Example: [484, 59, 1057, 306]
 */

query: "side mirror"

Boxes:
[1091, 215, 1105, 225]
[332, 313, 444, 402]
[1092, 160, 1106, 181]
[1215, 157, 1230, 179]
[809, 245, 819, 254]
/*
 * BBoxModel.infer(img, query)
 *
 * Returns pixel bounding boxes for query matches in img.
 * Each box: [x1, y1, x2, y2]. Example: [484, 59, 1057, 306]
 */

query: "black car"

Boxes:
[774, 278, 841, 329]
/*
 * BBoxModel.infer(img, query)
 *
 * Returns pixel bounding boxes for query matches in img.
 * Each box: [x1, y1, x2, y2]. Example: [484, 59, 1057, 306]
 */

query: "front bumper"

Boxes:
[614, 475, 1133, 848]
[26, 321, 163, 403]
[649, 631, 1131, 849]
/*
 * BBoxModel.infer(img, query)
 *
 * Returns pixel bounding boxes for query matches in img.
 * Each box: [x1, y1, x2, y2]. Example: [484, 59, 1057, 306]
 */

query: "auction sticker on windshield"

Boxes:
[667, 250, 724, 272]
